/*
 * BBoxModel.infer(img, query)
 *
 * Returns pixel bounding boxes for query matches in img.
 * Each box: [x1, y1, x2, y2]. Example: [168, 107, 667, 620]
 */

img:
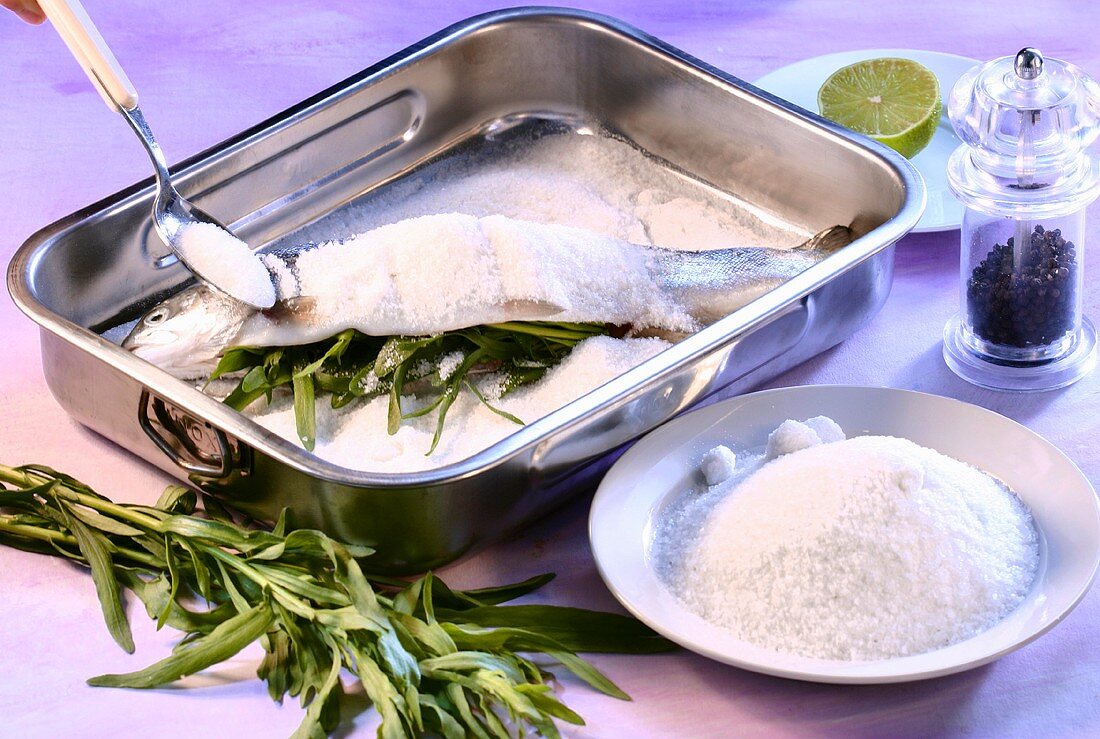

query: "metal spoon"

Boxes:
[37, 0, 276, 309]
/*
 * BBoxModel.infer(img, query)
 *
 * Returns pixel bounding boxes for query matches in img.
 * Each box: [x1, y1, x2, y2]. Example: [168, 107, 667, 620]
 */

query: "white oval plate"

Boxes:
[754, 49, 980, 233]
[589, 386, 1100, 683]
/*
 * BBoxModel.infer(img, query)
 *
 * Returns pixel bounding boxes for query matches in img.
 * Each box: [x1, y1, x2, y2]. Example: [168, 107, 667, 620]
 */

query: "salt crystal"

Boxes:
[764, 419, 822, 460]
[803, 415, 846, 444]
[358, 373, 381, 394]
[476, 373, 508, 402]
[700, 445, 738, 486]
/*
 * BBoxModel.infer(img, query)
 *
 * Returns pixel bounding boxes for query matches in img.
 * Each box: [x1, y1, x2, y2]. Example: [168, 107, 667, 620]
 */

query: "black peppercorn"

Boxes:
[967, 225, 1078, 347]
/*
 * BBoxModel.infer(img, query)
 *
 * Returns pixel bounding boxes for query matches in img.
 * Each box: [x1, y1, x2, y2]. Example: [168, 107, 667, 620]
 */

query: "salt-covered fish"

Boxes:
[123, 213, 850, 378]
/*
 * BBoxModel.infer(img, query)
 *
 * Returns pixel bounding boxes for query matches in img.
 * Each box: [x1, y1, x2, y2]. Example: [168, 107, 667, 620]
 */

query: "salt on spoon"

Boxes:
[175, 223, 276, 309]
[36, 0, 276, 309]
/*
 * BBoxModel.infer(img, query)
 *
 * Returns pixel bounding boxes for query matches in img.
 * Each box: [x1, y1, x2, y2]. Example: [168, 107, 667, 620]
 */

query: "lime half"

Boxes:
[817, 58, 941, 158]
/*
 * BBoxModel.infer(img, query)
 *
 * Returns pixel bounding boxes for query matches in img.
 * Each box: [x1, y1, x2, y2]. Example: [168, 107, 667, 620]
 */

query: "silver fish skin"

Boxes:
[649, 225, 851, 326]
[123, 217, 850, 379]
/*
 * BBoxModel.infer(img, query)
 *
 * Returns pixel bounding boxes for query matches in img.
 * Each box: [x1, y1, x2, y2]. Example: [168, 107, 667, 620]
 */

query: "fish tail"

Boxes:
[796, 225, 852, 253]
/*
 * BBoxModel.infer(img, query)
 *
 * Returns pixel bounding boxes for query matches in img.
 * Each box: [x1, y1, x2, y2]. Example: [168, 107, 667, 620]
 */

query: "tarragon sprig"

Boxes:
[0, 464, 671, 738]
[208, 322, 609, 453]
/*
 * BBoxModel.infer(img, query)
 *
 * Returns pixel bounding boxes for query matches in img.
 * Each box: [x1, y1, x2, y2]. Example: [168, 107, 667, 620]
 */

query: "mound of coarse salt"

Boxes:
[679, 435, 1039, 660]
[176, 222, 275, 308]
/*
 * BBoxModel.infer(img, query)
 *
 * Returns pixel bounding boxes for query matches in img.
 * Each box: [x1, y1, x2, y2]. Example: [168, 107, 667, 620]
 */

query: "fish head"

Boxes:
[123, 285, 253, 379]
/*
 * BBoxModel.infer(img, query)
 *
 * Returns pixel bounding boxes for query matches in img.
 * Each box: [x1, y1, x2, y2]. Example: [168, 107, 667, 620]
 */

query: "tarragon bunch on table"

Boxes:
[0, 464, 671, 738]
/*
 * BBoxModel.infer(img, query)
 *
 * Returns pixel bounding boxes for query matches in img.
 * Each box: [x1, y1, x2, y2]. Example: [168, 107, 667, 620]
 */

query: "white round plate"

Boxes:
[754, 49, 981, 233]
[589, 385, 1100, 683]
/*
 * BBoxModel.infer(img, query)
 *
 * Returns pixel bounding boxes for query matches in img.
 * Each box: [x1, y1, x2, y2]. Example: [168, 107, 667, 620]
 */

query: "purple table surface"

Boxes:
[2, 1, 1100, 737]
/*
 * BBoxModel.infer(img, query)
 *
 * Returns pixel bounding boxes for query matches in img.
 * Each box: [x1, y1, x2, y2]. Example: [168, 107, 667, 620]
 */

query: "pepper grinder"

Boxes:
[943, 48, 1100, 391]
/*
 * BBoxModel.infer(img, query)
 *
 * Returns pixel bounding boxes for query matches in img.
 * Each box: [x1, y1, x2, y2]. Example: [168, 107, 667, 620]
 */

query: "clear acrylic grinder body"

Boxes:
[943, 48, 1100, 391]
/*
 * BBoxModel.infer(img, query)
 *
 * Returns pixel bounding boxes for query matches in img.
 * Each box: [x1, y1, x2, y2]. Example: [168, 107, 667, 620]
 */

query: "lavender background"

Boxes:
[2, 1, 1099, 736]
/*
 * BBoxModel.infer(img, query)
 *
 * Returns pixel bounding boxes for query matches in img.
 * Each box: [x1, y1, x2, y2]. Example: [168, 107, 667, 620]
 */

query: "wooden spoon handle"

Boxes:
[38, 0, 138, 111]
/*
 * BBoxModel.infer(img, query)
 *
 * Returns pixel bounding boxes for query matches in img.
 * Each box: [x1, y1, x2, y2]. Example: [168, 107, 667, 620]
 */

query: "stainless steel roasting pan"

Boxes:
[9, 8, 924, 573]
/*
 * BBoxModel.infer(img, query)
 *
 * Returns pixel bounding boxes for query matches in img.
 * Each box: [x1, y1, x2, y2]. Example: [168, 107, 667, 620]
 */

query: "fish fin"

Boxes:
[629, 326, 693, 342]
[500, 299, 568, 320]
[797, 225, 852, 253]
[261, 296, 317, 322]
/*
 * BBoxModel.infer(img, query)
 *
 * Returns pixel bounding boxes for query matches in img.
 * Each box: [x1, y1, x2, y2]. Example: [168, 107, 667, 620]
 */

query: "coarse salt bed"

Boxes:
[176, 222, 275, 308]
[700, 445, 738, 486]
[249, 336, 670, 473]
[269, 213, 695, 339]
[286, 130, 807, 253]
[673, 433, 1040, 660]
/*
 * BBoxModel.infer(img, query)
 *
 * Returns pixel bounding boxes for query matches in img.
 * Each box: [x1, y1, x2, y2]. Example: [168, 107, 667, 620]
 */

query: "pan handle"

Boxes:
[138, 390, 240, 479]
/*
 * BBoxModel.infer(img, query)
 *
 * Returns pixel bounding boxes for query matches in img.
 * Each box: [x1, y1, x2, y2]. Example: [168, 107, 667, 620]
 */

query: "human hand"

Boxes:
[2, 0, 45, 24]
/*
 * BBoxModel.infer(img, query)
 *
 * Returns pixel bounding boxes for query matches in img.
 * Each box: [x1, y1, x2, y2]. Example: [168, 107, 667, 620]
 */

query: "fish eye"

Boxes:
[144, 308, 169, 325]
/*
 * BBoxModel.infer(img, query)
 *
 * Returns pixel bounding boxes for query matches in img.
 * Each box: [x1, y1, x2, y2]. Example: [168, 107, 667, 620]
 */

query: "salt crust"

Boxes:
[244, 214, 696, 346]
[664, 435, 1040, 660]
[764, 416, 848, 460]
[250, 336, 670, 472]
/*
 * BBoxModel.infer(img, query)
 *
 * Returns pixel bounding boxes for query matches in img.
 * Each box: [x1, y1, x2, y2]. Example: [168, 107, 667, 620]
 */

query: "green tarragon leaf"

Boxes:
[208, 346, 266, 381]
[63, 506, 135, 654]
[89, 603, 275, 689]
[292, 371, 317, 451]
